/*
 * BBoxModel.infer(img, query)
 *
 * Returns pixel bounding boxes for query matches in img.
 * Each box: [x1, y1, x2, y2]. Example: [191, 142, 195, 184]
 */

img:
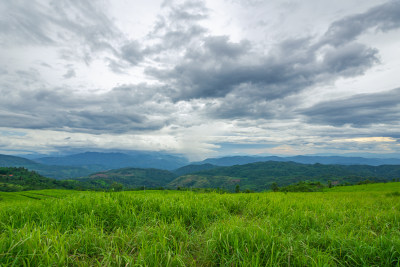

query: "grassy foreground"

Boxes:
[0, 184, 400, 266]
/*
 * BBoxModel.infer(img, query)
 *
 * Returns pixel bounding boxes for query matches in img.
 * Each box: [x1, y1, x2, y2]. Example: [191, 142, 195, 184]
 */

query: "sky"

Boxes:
[0, 0, 400, 160]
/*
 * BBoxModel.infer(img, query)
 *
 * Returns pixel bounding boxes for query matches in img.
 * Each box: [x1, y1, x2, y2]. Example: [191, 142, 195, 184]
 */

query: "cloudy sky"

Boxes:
[0, 0, 400, 160]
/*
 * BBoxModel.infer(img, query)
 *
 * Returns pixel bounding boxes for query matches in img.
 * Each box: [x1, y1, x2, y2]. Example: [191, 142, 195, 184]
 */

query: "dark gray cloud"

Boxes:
[120, 41, 144, 65]
[106, 58, 128, 74]
[322, 43, 378, 76]
[140, 1, 398, 124]
[321, 1, 400, 46]
[1, 0, 400, 157]
[301, 87, 400, 126]
[201, 94, 277, 120]
[147, 37, 378, 102]
[0, 84, 171, 133]
[63, 69, 76, 79]
[141, 1, 400, 104]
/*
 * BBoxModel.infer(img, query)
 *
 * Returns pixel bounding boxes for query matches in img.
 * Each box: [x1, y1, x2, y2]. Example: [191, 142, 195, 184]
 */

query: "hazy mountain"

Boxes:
[0, 154, 91, 179]
[289, 156, 400, 165]
[0, 154, 38, 167]
[35, 151, 189, 171]
[196, 155, 400, 166]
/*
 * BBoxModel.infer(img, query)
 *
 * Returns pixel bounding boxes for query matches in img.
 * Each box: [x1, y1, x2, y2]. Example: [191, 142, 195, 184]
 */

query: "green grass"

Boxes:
[0, 189, 81, 203]
[328, 182, 400, 192]
[0, 184, 400, 266]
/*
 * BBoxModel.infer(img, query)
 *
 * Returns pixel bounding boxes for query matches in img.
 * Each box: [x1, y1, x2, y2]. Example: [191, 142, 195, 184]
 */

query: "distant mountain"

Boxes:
[173, 163, 218, 176]
[289, 155, 400, 166]
[35, 151, 189, 171]
[74, 167, 177, 189]
[0, 154, 38, 167]
[196, 155, 400, 166]
[168, 161, 399, 191]
[0, 154, 91, 179]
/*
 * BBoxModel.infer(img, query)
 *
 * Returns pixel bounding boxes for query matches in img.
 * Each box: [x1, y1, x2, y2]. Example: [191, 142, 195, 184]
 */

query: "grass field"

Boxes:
[1, 184, 400, 266]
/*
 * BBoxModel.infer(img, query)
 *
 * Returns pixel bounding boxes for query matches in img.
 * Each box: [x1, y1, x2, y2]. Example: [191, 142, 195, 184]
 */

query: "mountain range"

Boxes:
[2, 154, 400, 192]
[72, 161, 400, 192]
[195, 155, 400, 166]
[1, 152, 188, 178]
[0, 154, 92, 179]
[2, 152, 400, 183]
[35, 151, 189, 171]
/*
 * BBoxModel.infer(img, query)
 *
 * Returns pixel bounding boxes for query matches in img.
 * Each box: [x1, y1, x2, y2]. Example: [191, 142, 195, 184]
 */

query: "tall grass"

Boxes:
[1, 185, 400, 266]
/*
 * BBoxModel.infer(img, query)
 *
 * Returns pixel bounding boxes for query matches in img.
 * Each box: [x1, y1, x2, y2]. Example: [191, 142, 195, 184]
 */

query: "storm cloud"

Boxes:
[301, 87, 400, 127]
[321, 1, 400, 46]
[1, 0, 400, 157]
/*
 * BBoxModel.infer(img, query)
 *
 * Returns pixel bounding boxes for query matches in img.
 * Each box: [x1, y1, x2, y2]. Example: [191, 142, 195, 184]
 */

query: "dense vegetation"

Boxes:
[173, 163, 218, 176]
[67, 161, 400, 192]
[185, 161, 400, 191]
[0, 167, 84, 191]
[167, 174, 243, 191]
[0, 183, 399, 266]
[75, 167, 177, 189]
[2, 153, 400, 192]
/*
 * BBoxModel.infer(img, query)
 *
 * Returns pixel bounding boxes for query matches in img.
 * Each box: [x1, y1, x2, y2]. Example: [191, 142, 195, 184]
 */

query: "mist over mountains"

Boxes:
[2, 151, 400, 180]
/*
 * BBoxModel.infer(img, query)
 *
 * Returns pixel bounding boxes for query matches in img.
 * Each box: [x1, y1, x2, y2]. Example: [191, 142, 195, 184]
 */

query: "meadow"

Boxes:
[0, 183, 400, 266]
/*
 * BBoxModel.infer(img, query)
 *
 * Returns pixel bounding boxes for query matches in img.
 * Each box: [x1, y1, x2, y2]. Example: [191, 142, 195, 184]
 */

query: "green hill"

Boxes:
[168, 161, 399, 191]
[75, 168, 177, 189]
[0, 167, 85, 191]
[167, 175, 243, 190]
[173, 163, 218, 176]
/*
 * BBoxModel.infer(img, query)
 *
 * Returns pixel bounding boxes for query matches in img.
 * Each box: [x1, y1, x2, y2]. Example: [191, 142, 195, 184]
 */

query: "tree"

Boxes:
[111, 182, 123, 192]
[235, 184, 240, 193]
[271, 182, 279, 192]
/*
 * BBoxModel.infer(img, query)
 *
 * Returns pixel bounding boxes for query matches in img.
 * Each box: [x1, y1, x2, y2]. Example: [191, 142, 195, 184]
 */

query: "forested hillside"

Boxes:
[0, 167, 84, 191]
[75, 168, 177, 189]
[168, 161, 400, 191]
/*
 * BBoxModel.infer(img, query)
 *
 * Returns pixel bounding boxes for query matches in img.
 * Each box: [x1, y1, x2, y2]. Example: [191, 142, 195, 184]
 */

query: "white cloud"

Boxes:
[0, 0, 400, 158]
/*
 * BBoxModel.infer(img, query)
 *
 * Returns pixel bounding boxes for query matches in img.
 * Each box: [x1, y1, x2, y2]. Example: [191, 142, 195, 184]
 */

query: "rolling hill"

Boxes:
[0, 167, 85, 191]
[173, 163, 218, 176]
[167, 161, 400, 191]
[75, 167, 177, 189]
[64, 161, 400, 192]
